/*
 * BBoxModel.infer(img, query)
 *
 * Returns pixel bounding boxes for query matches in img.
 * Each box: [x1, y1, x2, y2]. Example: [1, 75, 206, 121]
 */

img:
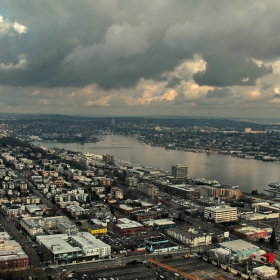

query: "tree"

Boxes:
[259, 237, 265, 244]
[269, 227, 277, 247]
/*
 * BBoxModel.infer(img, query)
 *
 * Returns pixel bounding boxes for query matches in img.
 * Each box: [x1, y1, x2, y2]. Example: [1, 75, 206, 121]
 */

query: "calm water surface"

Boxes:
[34, 135, 280, 194]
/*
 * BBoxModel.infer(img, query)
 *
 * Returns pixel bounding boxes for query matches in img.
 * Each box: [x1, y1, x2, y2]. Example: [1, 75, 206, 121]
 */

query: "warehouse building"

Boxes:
[218, 239, 260, 261]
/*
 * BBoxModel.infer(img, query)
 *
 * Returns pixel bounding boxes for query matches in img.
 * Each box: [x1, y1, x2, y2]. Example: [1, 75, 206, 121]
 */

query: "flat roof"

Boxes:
[220, 239, 259, 252]
[116, 222, 143, 229]
[205, 205, 237, 211]
[154, 219, 176, 226]
[37, 234, 81, 254]
[72, 232, 109, 249]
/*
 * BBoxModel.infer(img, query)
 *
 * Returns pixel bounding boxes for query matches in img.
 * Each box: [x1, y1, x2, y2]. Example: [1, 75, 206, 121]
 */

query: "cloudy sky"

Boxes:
[1, 1, 280, 118]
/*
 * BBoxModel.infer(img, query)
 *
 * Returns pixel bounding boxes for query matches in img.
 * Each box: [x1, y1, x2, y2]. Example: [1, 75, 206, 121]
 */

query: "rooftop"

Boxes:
[220, 239, 259, 252]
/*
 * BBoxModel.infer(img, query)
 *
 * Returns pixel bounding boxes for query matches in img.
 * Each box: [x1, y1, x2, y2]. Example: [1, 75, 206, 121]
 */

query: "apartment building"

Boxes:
[137, 183, 158, 197]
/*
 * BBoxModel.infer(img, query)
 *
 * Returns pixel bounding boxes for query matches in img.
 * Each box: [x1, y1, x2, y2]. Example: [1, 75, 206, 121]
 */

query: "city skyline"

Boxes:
[1, 1, 280, 118]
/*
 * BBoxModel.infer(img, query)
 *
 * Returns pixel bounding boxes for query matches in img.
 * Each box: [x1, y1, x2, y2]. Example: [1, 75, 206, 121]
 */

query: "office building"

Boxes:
[204, 205, 238, 223]
[171, 164, 188, 179]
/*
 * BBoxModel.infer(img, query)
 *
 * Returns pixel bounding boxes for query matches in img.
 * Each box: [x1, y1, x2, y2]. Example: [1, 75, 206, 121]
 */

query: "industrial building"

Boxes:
[211, 239, 261, 262]
[204, 205, 238, 223]
[37, 232, 111, 264]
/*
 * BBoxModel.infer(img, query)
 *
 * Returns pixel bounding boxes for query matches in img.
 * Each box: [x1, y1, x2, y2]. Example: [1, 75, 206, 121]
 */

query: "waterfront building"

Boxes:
[102, 154, 114, 163]
[164, 184, 200, 199]
[171, 164, 188, 179]
[200, 185, 243, 199]
[204, 205, 238, 223]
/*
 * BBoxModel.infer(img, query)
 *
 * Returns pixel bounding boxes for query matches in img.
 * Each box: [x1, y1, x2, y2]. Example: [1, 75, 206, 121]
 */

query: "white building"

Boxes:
[37, 232, 111, 264]
[166, 227, 212, 247]
[204, 205, 238, 223]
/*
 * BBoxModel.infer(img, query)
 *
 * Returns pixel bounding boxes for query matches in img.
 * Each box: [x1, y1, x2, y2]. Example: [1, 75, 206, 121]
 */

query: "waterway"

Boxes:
[33, 135, 280, 194]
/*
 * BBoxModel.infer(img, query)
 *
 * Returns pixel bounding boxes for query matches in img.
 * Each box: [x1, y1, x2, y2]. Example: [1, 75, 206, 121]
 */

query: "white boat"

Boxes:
[268, 182, 280, 188]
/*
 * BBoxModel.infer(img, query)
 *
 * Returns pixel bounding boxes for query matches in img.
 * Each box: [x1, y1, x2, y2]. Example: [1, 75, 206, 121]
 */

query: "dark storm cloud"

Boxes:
[206, 88, 232, 98]
[273, 93, 280, 99]
[193, 53, 272, 87]
[165, 77, 182, 88]
[0, 0, 279, 90]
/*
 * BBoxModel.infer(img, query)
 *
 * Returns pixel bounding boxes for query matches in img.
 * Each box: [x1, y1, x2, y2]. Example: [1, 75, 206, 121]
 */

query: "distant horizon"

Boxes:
[0, 112, 280, 124]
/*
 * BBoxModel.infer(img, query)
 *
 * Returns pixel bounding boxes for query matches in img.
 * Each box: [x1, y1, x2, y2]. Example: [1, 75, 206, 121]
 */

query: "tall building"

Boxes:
[143, 118, 147, 126]
[171, 164, 188, 179]
[103, 154, 114, 163]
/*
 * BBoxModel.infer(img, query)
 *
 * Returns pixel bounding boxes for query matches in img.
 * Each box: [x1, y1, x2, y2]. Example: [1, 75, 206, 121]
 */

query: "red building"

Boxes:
[0, 255, 30, 271]
[113, 222, 144, 235]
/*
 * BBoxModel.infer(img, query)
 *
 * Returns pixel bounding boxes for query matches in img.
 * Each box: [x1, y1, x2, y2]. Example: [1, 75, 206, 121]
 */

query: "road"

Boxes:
[61, 247, 203, 273]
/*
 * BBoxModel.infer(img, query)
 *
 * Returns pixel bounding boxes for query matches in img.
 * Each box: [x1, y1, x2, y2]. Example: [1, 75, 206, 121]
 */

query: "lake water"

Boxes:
[34, 134, 280, 194]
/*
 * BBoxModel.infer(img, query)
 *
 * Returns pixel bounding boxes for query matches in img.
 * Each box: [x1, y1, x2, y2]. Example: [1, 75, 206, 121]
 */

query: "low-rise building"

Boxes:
[137, 183, 158, 197]
[87, 224, 107, 236]
[37, 232, 111, 264]
[166, 227, 212, 247]
[0, 231, 30, 271]
[20, 216, 78, 237]
[114, 219, 144, 235]
[217, 239, 260, 262]
[153, 219, 176, 229]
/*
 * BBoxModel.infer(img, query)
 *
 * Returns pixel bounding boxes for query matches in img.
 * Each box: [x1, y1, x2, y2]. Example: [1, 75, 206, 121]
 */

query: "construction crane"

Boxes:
[148, 259, 226, 280]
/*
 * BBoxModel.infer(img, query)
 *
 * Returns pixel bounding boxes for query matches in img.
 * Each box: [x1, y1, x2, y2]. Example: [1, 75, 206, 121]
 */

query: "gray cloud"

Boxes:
[0, 1, 278, 91]
[206, 88, 232, 98]
[165, 77, 182, 88]
[193, 53, 272, 87]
